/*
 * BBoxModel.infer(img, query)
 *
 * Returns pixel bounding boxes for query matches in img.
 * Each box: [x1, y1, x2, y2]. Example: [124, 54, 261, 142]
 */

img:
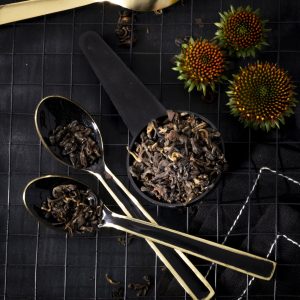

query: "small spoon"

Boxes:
[24, 174, 276, 281]
[34, 96, 276, 281]
[0, 0, 178, 25]
[35, 95, 214, 300]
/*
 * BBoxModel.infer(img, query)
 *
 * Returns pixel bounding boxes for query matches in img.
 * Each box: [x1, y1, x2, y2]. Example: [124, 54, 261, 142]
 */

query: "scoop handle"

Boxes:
[79, 31, 167, 137]
[104, 211, 276, 281]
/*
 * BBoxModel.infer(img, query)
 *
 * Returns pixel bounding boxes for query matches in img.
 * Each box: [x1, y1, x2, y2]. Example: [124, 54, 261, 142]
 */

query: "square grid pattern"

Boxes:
[0, 0, 300, 299]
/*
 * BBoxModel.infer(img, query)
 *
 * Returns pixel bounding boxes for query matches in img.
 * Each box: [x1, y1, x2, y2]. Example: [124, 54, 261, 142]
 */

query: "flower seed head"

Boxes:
[227, 62, 298, 131]
[173, 37, 226, 95]
[215, 6, 269, 58]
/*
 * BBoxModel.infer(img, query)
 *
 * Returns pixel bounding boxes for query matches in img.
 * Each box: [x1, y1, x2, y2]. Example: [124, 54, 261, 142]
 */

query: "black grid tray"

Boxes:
[1, 0, 300, 299]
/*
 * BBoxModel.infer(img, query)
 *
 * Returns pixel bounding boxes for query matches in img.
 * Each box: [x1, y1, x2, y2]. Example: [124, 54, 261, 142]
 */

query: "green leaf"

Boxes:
[201, 83, 206, 95]
[188, 82, 195, 92]
[279, 117, 286, 125]
[274, 120, 280, 128]
[219, 12, 225, 20]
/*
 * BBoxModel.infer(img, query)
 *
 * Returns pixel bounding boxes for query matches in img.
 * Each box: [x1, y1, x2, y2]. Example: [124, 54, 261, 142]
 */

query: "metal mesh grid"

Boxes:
[1, 0, 300, 299]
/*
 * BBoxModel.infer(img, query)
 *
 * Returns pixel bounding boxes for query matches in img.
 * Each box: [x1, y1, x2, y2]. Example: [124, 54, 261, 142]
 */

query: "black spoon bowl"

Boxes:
[127, 112, 225, 208]
[23, 175, 277, 282]
[23, 175, 92, 232]
[35, 95, 105, 173]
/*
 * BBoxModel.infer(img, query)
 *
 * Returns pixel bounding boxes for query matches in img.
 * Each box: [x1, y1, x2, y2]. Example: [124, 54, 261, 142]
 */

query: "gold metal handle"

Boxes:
[105, 212, 276, 281]
[0, 0, 179, 25]
[90, 170, 214, 300]
[104, 167, 215, 298]
[94, 168, 276, 280]
[0, 0, 101, 25]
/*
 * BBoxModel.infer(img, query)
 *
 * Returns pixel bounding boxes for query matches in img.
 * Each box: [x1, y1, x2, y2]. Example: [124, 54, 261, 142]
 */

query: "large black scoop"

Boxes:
[79, 31, 225, 207]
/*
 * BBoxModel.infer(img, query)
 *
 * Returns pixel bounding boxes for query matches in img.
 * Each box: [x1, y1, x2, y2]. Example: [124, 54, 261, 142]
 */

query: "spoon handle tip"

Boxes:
[106, 212, 276, 281]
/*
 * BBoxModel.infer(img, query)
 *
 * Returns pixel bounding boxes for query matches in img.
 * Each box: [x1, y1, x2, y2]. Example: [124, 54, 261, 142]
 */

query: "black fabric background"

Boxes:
[0, 0, 300, 299]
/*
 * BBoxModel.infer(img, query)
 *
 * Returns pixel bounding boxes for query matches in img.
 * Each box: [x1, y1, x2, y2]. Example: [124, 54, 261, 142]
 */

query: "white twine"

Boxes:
[205, 167, 265, 278]
[281, 234, 300, 249]
[236, 167, 300, 299]
[237, 234, 300, 300]
[200, 166, 300, 298]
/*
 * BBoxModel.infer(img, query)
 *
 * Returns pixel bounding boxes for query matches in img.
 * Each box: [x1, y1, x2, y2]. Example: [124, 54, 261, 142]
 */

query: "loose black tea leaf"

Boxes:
[112, 286, 124, 299]
[41, 184, 103, 235]
[142, 275, 151, 286]
[49, 120, 101, 169]
[128, 275, 151, 297]
[129, 111, 226, 204]
[105, 274, 121, 285]
[105, 274, 123, 299]
[106, 274, 151, 298]
[117, 233, 134, 246]
[115, 10, 136, 47]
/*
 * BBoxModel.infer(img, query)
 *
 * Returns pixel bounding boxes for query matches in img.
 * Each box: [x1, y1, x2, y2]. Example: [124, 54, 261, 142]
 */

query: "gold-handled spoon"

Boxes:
[24, 174, 276, 282]
[0, 0, 178, 25]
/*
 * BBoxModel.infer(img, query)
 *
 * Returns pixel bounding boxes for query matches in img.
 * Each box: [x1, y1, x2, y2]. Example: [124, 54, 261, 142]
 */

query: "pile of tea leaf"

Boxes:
[49, 120, 101, 169]
[41, 184, 103, 234]
[129, 111, 226, 204]
[106, 274, 151, 298]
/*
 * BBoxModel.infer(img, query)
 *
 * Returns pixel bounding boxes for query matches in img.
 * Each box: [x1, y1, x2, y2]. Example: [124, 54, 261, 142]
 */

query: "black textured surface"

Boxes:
[1, 0, 300, 299]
